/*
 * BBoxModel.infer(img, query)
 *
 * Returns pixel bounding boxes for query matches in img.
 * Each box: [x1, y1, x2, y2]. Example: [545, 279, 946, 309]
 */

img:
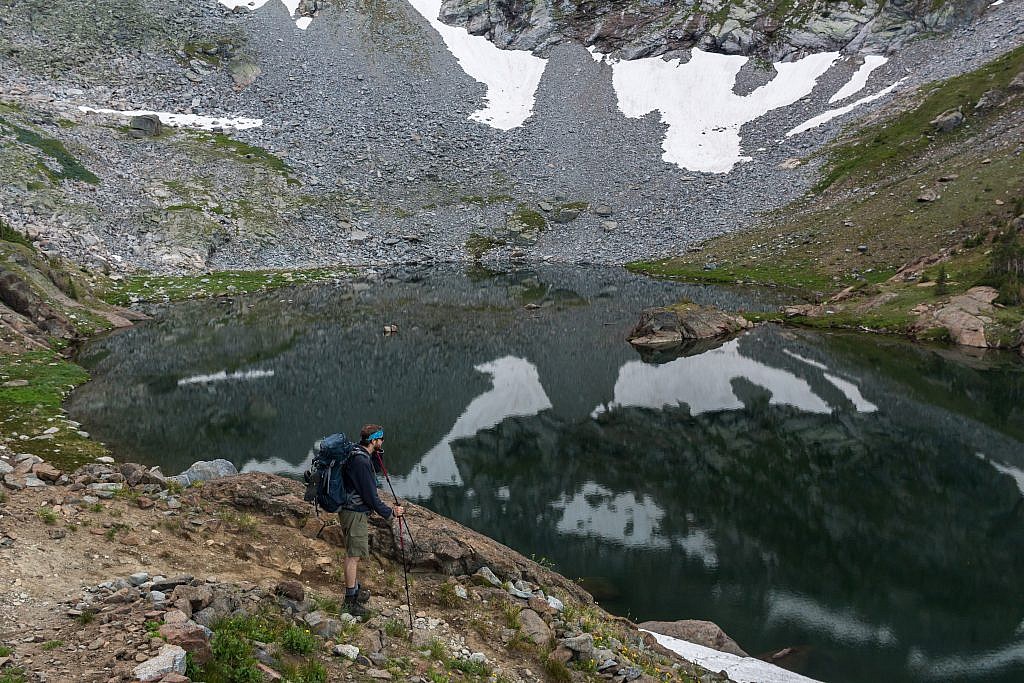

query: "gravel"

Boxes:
[0, 0, 1022, 272]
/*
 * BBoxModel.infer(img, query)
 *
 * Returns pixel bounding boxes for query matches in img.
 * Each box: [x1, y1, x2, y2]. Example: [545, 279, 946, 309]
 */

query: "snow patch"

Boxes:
[643, 630, 823, 683]
[829, 55, 888, 103]
[406, 0, 547, 130]
[78, 106, 263, 131]
[786, 79, 905, 136]
[598, 49, 839, 173]
[216, 0, 312, 30]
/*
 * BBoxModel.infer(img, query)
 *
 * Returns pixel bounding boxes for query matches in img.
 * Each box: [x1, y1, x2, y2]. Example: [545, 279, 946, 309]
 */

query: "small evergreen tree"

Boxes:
[935, 264, 949, 296]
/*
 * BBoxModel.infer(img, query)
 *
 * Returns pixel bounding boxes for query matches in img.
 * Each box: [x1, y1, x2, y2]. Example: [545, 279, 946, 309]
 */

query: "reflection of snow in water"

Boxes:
[241, 453, 309, 476]
[908, 639, 1024, 679]
[766, 590, 897, 646]
[391, 356, 552, 500]
[593, 339, 834, 417]
[405, 0, 548, 130]
[975, 452, 1024, 497]
[177, 369, 274, 386]
[593, 48, 838, 173]
[783, 349, 878, 412]
[644, 629, 822, 683]
[550, 482, 718, 562]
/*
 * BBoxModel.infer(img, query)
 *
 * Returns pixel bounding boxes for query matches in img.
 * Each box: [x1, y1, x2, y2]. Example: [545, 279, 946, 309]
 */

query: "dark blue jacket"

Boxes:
[341, 446, 393, 518]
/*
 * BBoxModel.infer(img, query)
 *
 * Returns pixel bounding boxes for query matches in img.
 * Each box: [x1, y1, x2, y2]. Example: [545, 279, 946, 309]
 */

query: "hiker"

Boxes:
[339, 423, 404, 616]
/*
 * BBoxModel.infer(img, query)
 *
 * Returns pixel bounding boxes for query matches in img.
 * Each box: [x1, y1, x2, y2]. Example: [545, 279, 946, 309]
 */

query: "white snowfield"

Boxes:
[217, 0, 311, 30]
[594, 48, 841, 173]
[404, 0, 548, 130]
[830, 55, 888, 103]
[644, 630, 822, 683]
[77, 106, 263, 131]
[786, 79, 905, 137]
[210, 0, 900, 164]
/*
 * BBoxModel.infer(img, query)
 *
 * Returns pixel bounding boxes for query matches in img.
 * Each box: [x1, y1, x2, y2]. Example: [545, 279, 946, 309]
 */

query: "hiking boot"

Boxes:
[343, 596, 369, 618]
[355, 586, 371, 604]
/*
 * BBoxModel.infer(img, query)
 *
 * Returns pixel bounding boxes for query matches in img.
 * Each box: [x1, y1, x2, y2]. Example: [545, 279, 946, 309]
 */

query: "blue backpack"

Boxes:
[302, 433, 358, 513]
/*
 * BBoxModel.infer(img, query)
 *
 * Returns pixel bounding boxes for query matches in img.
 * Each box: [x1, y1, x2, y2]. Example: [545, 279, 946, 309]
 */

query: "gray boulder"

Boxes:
[168, 459, 238, 487]
[639, 619, 748, 656]
[228, 56, 261, 89]
[133, 644, 186, 681]
[930, 108, 964, 132]
[129, 115, 162, 138]
[519, 609, 551, 646]
[628, 302, 752, 350]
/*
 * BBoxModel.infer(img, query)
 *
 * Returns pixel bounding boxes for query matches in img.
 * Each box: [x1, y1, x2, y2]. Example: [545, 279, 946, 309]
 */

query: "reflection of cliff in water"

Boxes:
[438, 400, 1022, 681]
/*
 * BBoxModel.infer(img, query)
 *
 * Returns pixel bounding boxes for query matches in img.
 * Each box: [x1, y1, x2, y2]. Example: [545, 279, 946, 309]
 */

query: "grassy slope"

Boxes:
[630, 45, 1024, 343]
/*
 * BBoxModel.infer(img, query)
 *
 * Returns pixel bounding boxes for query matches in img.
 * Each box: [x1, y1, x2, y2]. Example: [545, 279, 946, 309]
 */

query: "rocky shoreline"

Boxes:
[0, 444, 805, 683]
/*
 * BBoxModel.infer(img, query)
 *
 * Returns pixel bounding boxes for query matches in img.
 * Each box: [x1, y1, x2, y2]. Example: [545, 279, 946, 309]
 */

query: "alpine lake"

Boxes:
[68, 265, 1024, 683]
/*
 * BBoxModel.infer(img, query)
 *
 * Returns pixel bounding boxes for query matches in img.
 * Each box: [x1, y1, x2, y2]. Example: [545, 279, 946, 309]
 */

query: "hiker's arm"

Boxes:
[353, 460, 393, 518]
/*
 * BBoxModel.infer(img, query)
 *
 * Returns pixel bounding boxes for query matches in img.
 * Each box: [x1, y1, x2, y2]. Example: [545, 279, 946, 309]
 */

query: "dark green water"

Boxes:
[69, 266, 1024, 683]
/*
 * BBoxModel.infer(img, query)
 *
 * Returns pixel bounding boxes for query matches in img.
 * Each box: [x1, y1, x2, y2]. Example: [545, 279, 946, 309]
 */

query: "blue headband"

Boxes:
[368, 430, 384, 441]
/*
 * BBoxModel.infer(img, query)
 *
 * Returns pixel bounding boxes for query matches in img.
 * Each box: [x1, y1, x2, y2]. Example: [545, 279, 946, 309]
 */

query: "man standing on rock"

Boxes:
[339, 424, 403, 617]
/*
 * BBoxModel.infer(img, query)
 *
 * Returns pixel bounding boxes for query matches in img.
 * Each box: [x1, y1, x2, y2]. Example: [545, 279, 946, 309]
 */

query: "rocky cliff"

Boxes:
[438, 0, 989, 60]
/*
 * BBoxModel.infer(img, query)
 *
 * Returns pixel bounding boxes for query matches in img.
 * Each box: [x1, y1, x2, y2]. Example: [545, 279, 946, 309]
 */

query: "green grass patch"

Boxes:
[818, 44, 1024, 190]
[279, 659, 327, 683]
[511, 205, 546, 231]
[41, 640, 63, 651]
[464, 233, 503, 261]
[98, 268, 353, 306]
[0, 351, 106, 469]
[449, 657, 491, 677]
[383, 618, 407, 639]
[280, 625, 317, 655]
[192, 132, 297, 184]
[0, 667, 27, 683]
[36, 507, 58, 525]
[0, 645, 12, 657]
[0, 116, 99, 184]
[190, 613, 289, 683]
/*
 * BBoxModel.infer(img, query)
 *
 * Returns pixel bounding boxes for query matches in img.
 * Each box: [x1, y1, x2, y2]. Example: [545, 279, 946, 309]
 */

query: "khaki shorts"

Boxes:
[338, 509, 369, 558]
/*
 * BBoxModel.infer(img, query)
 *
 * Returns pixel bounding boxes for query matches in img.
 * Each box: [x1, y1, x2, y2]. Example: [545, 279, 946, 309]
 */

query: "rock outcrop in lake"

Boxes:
[628, 302, 752, 351]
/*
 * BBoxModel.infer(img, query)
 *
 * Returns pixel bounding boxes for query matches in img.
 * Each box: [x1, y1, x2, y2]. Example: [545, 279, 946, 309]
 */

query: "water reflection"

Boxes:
[69, 265, 1024, 683]
[393, 356, 552, 499]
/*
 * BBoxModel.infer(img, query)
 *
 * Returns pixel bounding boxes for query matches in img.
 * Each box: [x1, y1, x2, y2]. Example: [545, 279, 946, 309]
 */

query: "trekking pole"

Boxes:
[374, 451, 421, 552]
[393, 515, 414, 632]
